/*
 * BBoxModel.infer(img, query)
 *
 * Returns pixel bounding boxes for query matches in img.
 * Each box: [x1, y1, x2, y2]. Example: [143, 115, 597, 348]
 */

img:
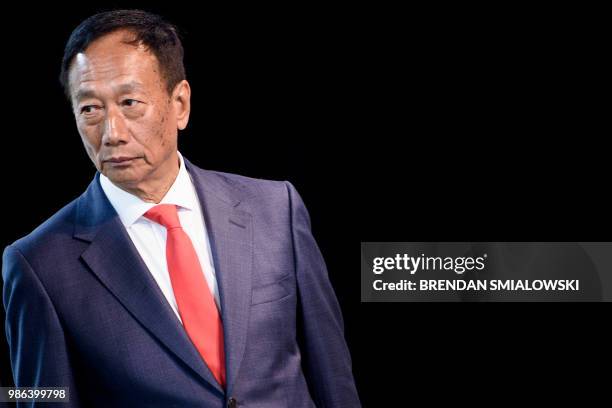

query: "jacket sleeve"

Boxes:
[2, 244, 81, 407]
[285, 182, 361, 408]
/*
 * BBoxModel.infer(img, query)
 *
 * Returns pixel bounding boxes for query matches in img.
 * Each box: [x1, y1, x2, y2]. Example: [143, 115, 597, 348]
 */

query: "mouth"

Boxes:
[103, 156, 141, 167]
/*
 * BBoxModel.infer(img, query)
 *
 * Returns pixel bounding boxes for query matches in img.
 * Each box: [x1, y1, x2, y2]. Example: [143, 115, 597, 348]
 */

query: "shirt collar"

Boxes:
[100, 151, 198, 227]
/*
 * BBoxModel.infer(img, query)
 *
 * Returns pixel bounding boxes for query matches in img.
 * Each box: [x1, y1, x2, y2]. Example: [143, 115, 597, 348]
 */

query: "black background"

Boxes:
[0, 2, 608, 406]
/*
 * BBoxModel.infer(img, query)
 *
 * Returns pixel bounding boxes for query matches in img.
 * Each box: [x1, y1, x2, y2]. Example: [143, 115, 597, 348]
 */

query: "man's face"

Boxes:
[68, 29, 189, 191]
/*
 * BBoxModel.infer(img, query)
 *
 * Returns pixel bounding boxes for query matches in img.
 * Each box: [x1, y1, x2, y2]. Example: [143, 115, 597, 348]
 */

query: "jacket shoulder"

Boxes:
[204, 169, 291, 197]
[9, 197, 80, 260]
[189, 165, 300, 222]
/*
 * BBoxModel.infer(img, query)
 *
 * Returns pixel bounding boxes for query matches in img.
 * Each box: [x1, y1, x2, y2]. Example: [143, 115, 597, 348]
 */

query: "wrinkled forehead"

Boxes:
[68, 30, 161, 99]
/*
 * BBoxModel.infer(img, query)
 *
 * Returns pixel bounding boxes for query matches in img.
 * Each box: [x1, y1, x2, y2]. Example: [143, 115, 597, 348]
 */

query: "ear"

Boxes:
[172, 80, 191, 130]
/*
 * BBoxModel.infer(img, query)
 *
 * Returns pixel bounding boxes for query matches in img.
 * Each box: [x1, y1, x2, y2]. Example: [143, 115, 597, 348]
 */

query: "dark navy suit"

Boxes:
[2, 158, 360, 407]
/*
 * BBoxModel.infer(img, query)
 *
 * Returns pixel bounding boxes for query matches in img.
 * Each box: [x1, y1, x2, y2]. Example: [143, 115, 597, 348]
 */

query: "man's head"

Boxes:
[60, 10, 191, 199]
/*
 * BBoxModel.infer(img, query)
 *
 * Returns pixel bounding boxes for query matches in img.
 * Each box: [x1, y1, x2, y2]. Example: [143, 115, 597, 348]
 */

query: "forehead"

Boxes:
[68, 30, 162, 98]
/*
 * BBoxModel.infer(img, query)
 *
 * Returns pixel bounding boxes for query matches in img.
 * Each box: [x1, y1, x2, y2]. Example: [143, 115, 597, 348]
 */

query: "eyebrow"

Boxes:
[74, 88, 97, 102]
[116, 81, 146, 95]
[74, 81, 146, 102]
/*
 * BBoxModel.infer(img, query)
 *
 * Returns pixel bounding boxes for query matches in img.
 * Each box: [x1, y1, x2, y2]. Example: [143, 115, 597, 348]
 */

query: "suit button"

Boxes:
[227, 397, 237, 408]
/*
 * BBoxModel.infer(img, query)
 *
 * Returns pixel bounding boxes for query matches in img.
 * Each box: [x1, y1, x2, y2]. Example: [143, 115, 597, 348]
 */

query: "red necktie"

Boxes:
[144, 204, 226, 388]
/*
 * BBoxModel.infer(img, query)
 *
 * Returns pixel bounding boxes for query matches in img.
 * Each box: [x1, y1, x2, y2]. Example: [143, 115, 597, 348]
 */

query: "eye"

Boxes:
[122, 99, 140, 107]
[80, 105, 100, 114]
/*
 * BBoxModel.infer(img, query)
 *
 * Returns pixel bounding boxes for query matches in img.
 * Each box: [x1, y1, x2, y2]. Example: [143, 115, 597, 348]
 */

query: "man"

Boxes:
[2, 10, 360, 407]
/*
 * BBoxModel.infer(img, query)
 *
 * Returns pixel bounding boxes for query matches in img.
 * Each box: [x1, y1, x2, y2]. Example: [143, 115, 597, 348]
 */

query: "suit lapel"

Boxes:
[185, 159, 253, 396]
[74, 174, 224, 395]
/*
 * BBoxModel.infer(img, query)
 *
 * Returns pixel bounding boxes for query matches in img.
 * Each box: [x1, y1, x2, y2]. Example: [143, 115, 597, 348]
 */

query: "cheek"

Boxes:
[78, 124, 101, 150]
[157, 119, 168, 144]
[130, 104, 175, 159]
[77, 124, 104, 163]
[147, 111, 174, 149]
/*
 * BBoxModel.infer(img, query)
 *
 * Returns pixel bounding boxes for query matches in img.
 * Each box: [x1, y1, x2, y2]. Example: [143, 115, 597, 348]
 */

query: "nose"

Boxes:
[102, 107, 129, 146]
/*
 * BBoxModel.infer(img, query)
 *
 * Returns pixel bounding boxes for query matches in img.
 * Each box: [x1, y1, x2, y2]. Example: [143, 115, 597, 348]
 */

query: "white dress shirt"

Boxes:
[99, 152, 220, 323]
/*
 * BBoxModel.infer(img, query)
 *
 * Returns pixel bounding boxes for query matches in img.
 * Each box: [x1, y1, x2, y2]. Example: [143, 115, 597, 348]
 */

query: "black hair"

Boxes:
[59, 9, 185, 100]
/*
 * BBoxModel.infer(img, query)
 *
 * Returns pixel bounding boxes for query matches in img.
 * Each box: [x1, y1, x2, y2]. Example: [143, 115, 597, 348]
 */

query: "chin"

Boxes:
[104, 168, 143, 187]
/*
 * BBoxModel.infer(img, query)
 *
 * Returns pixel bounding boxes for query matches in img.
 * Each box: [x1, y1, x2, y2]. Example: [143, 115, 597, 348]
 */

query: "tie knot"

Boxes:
[144, 204, 181, 229]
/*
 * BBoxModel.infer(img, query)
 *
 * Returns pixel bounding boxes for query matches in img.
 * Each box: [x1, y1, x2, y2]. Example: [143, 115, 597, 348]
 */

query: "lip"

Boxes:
[103, 156, 140, 167]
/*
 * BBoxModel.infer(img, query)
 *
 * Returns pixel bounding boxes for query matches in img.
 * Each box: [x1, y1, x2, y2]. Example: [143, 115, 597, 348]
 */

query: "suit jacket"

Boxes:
[2, 158, 360, 407]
